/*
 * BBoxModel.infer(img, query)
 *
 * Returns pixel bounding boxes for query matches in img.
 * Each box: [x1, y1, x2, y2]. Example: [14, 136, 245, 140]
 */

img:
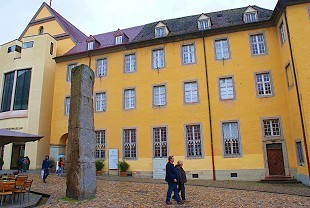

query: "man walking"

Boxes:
[165, 155, 184, 205]
[42, 155, 50, 183]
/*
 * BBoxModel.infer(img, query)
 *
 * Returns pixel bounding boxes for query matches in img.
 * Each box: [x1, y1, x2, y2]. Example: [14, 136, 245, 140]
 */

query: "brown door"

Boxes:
[266, 143, 285, 176]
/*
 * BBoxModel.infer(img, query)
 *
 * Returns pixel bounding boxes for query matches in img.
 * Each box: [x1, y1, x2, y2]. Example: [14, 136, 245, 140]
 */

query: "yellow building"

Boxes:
[1, 1, 309, 185]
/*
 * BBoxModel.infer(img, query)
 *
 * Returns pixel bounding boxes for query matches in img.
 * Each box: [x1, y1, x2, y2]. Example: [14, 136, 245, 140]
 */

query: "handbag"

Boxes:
[41, 170, 45, 179]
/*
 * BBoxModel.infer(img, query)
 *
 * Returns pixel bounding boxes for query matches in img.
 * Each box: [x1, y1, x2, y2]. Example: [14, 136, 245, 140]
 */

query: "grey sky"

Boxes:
[0, 0, 278, 45]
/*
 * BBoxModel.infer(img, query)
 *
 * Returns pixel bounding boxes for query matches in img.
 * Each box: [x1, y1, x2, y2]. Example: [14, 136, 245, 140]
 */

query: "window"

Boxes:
[185, 125, 202, 158]
[296, 141, 305, 166]
[182, 44, 195, 64]
[115, 36, 123, 44]
[285, 64, 294, 89]
[279, 22, 286, 44]
[97, 58, 107, 77]
[215, 39, 230, 60]
[198, 19, 211, 30]
[124, 89, 136, 109]
[255, 73, 272, 96]
[244, 12, 257, 23]
[38, 26, 44, 35]
[152, 49, 165, 69]
[7, 45, 21, 53]
[219, 77, 234, 100]
[153, 127, 167, 158]
[1, 69, 31, 112]
[66, 64, 77, 82]
[50, 42, 54, 55]
[65, 97, 70, 115]
[95, 92, 106, 112]
[153, 85, 166, 107]
[222, 122, 241, 156]
[95, 130, 105, 159]
[123, 129, 136, 159]
[124, 54, 136, 73]
[22, 41, 34, 49]
[184, 81, 198, 103]
[263, 119, 281, 137]
[250, 34, 266, 55]
[87, 42, 94, 50]
[155, 27, 166, 38]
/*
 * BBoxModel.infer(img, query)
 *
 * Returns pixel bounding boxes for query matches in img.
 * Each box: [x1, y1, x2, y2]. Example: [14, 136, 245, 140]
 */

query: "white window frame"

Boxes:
[214, 38, 230, 60]
[124, 54, 136, 73]
[95, 130, 105, 159]
[185, 124, 203, 158]
[65, 97, 70, 115]
[198, 19, 211, 30]
[295, 141, 305, 166]
[115, 36, 123, 44]
[279, 22, 286, 44]
[96, 58, 107, 77]
[219, 77, 234, 100]
[153, 127, 168, 158]
[255, 72, 273, 97]
[123, 129, 137, 159]
[244, 12, 257, 23]
[124, 88, 136, 110]
[95, 92, 106, 112]
[263, 119, 281, 137]
[250, 33, 266, 55]
[181, 44, 196, 64]
[152, 48, 165, 69]
[66, 63, 77, 82]
[87, 42, 94, 50]
[221, 121, 241, 157]
[155, 27, 166, 38]
[184, 81, 198, 104]
[153, 85, 166, 107]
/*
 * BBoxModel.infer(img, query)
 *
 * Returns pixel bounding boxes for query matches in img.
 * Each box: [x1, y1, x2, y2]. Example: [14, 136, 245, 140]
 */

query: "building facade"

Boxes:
[1, 0, 309, 185]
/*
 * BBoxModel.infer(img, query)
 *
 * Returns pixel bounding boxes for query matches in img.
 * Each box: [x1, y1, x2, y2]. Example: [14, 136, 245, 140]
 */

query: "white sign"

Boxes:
[108, 149, 118, 170]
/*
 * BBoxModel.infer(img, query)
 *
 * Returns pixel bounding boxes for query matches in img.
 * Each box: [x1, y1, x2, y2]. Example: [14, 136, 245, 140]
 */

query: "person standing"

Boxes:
[16, 156, 23, 173]
[57, 158, 64, 176]
[165, 155, 183, 205]
[42, 155, 50, 183]
[175, 160, 187, 201]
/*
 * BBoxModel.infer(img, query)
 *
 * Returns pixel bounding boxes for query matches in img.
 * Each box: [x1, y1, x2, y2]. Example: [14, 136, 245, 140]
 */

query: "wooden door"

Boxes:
[266, 143, 285, 176]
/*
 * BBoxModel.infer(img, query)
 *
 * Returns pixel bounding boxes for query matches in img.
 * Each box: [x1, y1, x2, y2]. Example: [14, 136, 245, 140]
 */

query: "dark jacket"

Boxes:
[165, 162, 178, 183]
[42, 159, 50, 169]
[175, 165, 187, 184]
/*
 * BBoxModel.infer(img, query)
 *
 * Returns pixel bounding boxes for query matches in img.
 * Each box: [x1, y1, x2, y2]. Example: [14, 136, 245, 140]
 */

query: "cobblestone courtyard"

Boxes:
[24, 173, 310, 208]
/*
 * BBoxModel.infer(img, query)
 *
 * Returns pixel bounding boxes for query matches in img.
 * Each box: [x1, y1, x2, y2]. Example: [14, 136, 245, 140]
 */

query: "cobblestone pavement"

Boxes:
[26, 173, 309, 208]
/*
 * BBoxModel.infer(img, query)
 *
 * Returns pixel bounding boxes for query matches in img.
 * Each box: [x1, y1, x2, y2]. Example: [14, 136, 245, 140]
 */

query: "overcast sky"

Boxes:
[0, 0, 278, 44]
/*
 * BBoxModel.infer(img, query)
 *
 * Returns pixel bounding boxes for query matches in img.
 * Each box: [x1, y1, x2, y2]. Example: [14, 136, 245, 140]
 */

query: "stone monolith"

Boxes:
[66, 64, 96, 200]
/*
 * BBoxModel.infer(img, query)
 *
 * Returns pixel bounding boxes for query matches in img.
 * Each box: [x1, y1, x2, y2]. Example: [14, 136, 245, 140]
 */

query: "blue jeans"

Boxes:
[166, 182, 180, 203]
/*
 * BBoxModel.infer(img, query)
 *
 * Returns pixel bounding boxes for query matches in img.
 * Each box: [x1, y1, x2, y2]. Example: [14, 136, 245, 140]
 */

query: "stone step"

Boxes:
[261, 176, 301, 184]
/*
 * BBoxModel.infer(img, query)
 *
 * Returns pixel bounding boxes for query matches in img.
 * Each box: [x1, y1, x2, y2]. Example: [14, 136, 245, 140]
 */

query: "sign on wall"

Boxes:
[108, 149, 118, 170]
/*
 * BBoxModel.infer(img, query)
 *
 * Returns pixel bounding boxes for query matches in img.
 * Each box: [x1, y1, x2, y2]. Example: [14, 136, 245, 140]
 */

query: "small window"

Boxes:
[152, 49, 165, 69]
[244, 12, 257, 23]
[38, 26, 44, 35]
[263, 119, 281, 137]
[153, 127, 167, 158]
[50, 42, 54, 55]
[285, 64, 294, 89]
[124, 88, 136, 110]
[155, 27, 166, 38]
[66, 64, 77, 82]
[198, 19, 211, 30]
[123, 129, 137, 159]
[255, 72, 273, 97]
[181, 44, 195, 64]
[22, 41, 34, 49]
[185, 125, 202, 158]
[87, 42, 94, 50]
[279, 22, 286, 44]
[250, 34, 266, 55]
[296, 141, 305, 166]
[214, 39, 230, 60]
[97, 58, 107, 77]
[222, 122, 241, 156]
[153, 85, 166, 107]
[7, 45, 22, 53]
[219, 77, 234, 100]
[115, 36, 123, 44]
[124, 54, 136, 73]
[65, 97, 70, 115]
[95, 92, 106, 112]
[95, 130, 106, 159]
[184, 81, 198, 103]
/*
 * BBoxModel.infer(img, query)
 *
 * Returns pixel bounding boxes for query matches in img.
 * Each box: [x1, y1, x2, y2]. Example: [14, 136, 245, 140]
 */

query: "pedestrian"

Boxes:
[16, 156, 23, 173]
[175, 160, 187, 201]
[57, 158, 64, 176]
[165, 155, 184, 205]
[42, 155, 50, 183]
[22, 157, 27, 172]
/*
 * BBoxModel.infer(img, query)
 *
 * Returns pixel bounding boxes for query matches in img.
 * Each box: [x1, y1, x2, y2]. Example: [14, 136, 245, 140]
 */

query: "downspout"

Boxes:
[202, 32, 216, 180]
[87, 51, 91, 68]
[284, 10, 310, 181]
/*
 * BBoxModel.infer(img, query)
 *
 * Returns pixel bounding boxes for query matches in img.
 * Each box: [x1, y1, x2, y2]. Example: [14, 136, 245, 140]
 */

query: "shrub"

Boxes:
[118, 160, 129, 172]
[95, 159, 104, 171]
[49, 157, 56, 168]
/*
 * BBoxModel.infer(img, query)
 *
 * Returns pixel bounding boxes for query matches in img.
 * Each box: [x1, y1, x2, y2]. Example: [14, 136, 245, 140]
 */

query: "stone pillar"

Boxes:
[66, 64, 96, 200]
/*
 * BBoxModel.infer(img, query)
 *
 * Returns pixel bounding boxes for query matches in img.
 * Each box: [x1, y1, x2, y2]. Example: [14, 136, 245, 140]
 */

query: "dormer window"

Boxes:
[155, 22, 169, 38]
[115, 36, 123, 44]
[87, 42, 94, 50]
[198, 14, 211, 30]
[244, 7, 258, 23]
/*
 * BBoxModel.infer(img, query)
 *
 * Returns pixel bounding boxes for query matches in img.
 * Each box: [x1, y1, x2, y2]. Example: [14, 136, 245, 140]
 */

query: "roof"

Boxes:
[62, 5, 272, 56]
[19, 2, 87, 43]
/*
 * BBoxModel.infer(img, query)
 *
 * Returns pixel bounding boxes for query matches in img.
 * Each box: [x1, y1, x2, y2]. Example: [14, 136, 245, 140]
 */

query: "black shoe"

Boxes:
[166, 201, 172, 205]
[177, 200, 184, 205]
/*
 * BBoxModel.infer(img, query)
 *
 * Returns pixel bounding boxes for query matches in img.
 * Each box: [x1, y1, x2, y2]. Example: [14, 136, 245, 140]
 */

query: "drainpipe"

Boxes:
[284, 10, 310, 181]
[87, 51, 91, 68]
[202, 32, 216, 180]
